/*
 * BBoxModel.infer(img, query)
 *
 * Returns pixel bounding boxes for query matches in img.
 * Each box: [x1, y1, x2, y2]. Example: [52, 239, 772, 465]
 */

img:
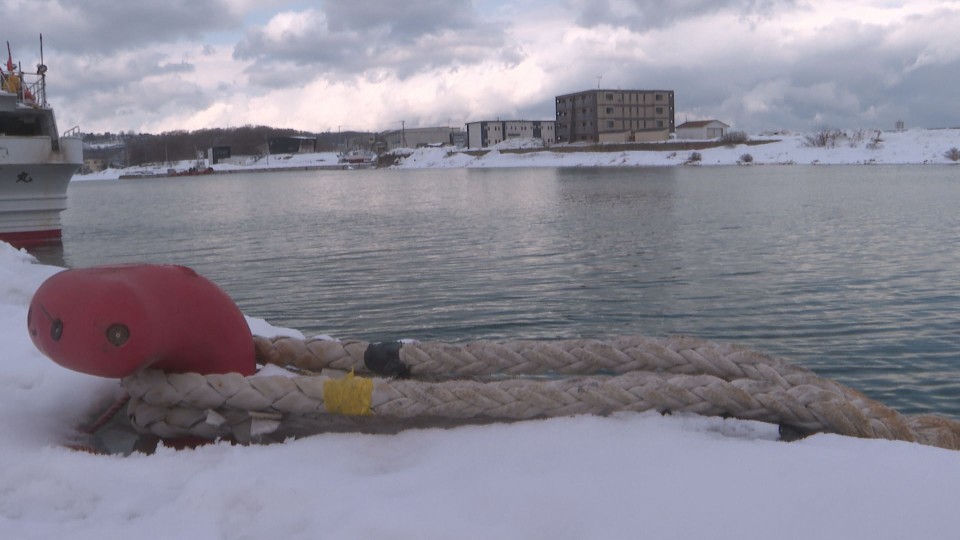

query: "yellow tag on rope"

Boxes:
[323, 371, 374, 416]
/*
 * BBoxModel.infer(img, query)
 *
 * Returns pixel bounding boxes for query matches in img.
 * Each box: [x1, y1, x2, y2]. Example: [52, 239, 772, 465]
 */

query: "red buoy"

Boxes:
[28, 264, 255, 377]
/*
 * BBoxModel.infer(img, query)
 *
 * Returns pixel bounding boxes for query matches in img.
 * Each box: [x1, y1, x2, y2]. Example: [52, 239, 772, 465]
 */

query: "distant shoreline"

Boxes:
[74, 128, 960, 181]
[115, 163, 372, 180]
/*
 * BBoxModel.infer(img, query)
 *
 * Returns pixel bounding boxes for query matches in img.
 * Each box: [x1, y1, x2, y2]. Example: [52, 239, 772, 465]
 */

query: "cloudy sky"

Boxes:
[5, 0, 959, 134]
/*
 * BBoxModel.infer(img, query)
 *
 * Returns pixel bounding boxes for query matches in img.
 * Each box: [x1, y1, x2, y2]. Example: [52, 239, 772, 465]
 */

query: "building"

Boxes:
[381, 126, 463, 151]
[206, 146, 231, 165]
[555, 89, 675, 143]
[675, 120, 730, 140]
[450, 130, 467, 148]
[465, 120, 556, 148]
[261, 136, 318, 155]
[81, 141, 127, 173]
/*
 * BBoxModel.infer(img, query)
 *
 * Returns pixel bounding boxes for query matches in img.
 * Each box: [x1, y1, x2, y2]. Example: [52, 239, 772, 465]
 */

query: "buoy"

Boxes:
[28, 264, 255, 377]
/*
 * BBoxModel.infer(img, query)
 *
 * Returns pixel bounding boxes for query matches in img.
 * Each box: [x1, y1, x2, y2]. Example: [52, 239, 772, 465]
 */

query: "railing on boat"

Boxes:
[0, 68, 48, 108]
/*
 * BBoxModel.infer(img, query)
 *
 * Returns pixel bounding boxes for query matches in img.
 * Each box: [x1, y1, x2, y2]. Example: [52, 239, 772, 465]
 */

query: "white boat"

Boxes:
[0, 43, 82, 248]
[337, 148, 377, 167]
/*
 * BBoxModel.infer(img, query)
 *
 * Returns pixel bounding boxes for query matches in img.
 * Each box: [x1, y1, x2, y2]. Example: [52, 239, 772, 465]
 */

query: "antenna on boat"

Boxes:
[36, 34, 47, 106]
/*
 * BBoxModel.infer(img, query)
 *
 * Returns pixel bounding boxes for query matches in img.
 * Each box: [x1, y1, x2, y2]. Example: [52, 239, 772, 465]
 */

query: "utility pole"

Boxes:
[400, 120, 407, 148]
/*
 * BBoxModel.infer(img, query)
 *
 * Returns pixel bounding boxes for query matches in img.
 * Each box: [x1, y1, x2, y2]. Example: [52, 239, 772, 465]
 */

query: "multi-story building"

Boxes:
[465, 120, 555, 148]
[555, 89, 675, 143]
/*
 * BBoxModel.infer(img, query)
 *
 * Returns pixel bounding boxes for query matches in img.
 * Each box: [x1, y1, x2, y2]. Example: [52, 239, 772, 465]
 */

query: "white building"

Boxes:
[675, 120, 730, 140]
[466, 120, 555, 148]
[381, 127, 462, 151]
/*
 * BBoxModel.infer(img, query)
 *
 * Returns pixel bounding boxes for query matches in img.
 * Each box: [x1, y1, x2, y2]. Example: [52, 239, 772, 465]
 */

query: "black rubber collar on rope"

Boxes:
[364, 341, 410, 378]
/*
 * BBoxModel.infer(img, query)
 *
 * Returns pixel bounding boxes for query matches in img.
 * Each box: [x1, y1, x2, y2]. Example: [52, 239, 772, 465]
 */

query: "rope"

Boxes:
[253, 335, 829, 383]
[79, 393, 131, 435]
[120, 336, 960, 450]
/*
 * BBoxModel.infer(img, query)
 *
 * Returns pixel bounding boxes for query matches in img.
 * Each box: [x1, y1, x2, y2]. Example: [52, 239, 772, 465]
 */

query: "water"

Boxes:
[56, 165, 960, 418]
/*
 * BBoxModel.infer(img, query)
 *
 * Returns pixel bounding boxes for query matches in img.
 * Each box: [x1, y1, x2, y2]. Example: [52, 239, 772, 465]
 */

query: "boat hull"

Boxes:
[0, 137, 82, 247]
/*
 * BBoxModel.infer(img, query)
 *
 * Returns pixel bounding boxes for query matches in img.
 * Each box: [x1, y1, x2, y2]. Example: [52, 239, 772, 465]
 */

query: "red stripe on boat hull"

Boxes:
[0, 228, 63, 248]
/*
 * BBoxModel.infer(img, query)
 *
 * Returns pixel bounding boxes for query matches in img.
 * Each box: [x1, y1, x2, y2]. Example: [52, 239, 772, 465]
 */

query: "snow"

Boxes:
[391, 129, 960, 169]
[2, 246, 960, 538]
[74, 152, 344, 181]
[10, 128, 960, 537]
[74, 128, 960, 181]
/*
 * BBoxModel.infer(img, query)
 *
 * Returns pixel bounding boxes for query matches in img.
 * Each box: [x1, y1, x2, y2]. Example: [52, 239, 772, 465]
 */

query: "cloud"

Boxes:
[50, 44, 236, 133]
[547, 3, 960, 131]
[16, 0, 960, 134]
[3, 0, 245, 55]
[233, 1, 517, 80]
[568, 0, 801, 31]
[322, 0, 482, 38]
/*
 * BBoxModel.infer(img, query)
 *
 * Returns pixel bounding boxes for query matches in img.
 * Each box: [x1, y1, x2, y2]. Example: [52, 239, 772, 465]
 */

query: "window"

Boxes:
[656, 107, 663, 114]
[655, 94, 663, 101]
[656, 120, 664, 128]
[605, 107, 613, 114]
[605, 93, 613, 100]
[606, 120, 614, 128]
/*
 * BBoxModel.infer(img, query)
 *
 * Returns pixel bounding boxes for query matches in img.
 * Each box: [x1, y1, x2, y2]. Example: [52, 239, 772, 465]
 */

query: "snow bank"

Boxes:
[74, 152, 343, 181]
[392, 129, 960, 169]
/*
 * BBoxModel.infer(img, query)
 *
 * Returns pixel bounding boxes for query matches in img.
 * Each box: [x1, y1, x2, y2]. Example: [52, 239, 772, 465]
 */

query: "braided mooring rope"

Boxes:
[121, 336, 960, 449]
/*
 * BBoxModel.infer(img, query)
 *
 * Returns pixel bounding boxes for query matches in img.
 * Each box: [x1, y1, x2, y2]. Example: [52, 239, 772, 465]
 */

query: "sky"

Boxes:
[4, 0, 960, 135]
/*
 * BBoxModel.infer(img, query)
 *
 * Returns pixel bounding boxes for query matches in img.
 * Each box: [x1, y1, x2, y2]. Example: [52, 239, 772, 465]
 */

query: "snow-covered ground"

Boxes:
[393, 129, 960, 169]
[2, 240, 959, 539]
[75, 129, 960, 181]
[75, 151, 344, 181]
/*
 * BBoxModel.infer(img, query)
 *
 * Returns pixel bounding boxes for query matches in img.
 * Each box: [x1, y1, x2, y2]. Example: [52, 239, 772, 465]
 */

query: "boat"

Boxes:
[337, 148, 377, 168]
[0, 39, 83, 248]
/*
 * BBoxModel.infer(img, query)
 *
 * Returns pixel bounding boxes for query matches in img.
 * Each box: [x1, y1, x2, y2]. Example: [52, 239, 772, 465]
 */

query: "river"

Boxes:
[52, 165, 960, 417]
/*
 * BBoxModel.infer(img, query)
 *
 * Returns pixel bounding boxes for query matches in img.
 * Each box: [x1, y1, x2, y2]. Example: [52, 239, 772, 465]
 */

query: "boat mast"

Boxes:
[37, 34, 47, 107]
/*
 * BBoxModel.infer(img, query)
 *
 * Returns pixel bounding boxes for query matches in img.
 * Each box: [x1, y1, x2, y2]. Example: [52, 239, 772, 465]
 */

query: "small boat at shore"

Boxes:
[337, 148, 377, 168]
[0, 40, 82, 248]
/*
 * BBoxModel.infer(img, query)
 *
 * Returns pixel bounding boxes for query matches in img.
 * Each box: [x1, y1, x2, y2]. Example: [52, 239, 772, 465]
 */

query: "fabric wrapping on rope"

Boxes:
[123, 336, 960, 449]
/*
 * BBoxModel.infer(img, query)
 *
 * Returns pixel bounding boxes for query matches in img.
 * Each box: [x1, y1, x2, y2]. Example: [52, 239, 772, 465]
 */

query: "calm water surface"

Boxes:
[58, 165, 960, 417]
